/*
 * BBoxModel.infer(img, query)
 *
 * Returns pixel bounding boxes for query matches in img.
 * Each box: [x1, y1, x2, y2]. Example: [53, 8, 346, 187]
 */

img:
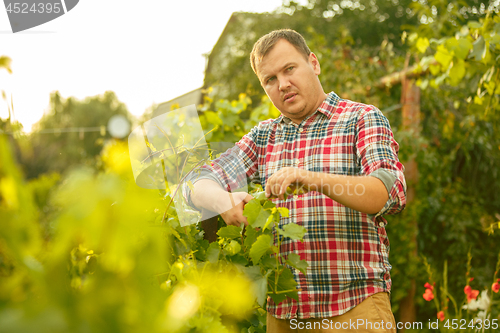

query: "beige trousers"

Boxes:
[266, 292, 396, 333]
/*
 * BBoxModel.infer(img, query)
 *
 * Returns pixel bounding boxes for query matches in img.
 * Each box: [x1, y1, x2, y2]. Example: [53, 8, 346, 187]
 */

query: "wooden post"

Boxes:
[398, 79, 420, 329]
[201, 209, 219, 242]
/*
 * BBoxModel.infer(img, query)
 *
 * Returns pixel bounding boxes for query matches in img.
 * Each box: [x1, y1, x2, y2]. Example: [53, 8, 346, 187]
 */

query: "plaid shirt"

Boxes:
[189, 91, 406, 319]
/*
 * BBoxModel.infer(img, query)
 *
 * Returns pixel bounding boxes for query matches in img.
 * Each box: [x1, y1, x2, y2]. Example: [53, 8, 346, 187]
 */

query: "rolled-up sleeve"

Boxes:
[356, 107, 407, 217]
[182, 125, 262, 209]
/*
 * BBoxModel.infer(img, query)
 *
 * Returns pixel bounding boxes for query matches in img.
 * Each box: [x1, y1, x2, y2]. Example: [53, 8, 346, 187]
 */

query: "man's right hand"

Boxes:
[217, 192, 254, 227]
[190, 179, 254, 227]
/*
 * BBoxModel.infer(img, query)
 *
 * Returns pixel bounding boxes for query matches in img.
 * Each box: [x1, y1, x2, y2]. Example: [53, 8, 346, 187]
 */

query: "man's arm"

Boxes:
[184, 123, 269, 226]
[264, 168, 388, 214]
[191, 179, 253, 226]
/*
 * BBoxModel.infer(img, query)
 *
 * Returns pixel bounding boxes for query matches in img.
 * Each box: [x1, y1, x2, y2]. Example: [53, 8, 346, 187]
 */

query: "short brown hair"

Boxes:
[250, 29, 311, 74]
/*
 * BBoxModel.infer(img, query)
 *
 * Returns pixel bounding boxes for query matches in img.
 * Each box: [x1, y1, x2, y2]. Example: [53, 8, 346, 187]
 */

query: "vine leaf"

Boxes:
[252, 190, 267, 201]
[449, 59, 466, 85]
[470, 36, 486, 61]
[262, 210, 278, 231]
[262, 200, 276, 209]
[225, 240, 242, 256]
[217, 225, 242, 239]
[286, 253, 308, 275]
[268, 267, 298, 305]
[243, 226, 258, 249]
[206, 242, 220, 263]
[244, 266, 271, 307]
[249, 234, 272, 264]
[277, 223, 307, 241]
[243, 199, 272, 229]
[277, 207, 289, 217]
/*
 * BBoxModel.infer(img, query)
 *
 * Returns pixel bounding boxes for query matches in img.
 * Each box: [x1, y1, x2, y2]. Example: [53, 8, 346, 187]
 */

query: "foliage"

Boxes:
[0, 131, 312, 332]
[281, 0, 419, 46]
[394, 0, 500, 323]
[418, 251, 500, 332]
[203, 4, 412, 103]
[25, 91, 134, 179]
[0, 136, 170, 333]
[2, 0, 500, 330]
[198, 89, 252, 143]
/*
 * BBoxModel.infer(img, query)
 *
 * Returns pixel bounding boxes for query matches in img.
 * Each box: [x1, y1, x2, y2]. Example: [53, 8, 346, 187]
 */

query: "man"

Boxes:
[188, 29, 406, 332]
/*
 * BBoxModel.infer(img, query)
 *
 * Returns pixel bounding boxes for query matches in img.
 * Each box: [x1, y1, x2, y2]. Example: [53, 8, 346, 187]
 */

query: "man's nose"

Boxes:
[279, 76, 291, 91]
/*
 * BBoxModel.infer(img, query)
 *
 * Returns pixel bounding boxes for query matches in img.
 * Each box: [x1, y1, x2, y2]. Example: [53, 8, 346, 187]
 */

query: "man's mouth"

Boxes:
[284, 93, 297, 102]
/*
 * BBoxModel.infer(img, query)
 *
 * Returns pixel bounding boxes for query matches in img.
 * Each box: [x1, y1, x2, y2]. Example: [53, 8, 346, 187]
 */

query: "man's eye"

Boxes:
[267, 77, 276, 83]
[287, 66, 294, 71]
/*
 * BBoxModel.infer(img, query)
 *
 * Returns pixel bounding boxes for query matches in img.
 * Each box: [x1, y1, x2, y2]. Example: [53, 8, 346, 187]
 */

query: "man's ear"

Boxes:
[309, 53, 321, 75]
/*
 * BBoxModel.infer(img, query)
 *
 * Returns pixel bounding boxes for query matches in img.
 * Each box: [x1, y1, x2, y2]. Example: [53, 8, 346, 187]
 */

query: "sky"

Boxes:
[0, 0, 302, 132]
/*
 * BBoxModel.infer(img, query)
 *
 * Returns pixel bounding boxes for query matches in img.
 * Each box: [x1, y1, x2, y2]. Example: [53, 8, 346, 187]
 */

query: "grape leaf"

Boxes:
[224, 240, 242, 256]
[263, 200, 276, 209]
[261, 254, 278, 270]
[243, 199, 272, 228]
[217, 225, 242, 239]
[244, 266, 271, 307]
[249, 234, 272, 264]
[268, 267, 299, 305]
[449, 59, 466, 86]
[262, 211, 277, 231]
[277, 223, 307, 241]
[469, 36, 486, 61]
[206, 242, 220, 263]
[285, 253, 308, 275]
[277, 207, 289, 217]
[243, 226, 258, 249]
[252, 190, 267, 201]
[445, 37, 472, 60]
[228, 254, 248, 266]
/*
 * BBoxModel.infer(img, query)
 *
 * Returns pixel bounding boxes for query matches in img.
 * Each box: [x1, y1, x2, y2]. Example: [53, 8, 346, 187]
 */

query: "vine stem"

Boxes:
[268, 288, 303, 295]
[486, 251, 500, 320]
[155, 126, 216, 222]
[275, 212, 282, 294]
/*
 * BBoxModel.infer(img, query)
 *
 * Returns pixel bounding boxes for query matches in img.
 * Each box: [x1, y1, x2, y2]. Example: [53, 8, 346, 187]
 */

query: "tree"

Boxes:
[25, 91, 133, 178]
[203, 0, 419, 102]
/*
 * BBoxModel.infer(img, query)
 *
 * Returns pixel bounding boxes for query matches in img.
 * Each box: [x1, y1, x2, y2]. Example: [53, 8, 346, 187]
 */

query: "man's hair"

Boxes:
[250, 29, 311, 75]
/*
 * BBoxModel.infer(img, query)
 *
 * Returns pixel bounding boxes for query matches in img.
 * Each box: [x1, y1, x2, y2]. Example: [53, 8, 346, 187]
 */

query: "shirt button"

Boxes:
[298, 128, 304, 133]
[379, 222, 384, 227]
[293, 195, 298, 200]
[294, 158, 300, 165]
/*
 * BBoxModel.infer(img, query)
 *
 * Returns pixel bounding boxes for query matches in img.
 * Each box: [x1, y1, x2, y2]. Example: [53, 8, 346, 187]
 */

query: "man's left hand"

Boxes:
[265, 167, 310, 200]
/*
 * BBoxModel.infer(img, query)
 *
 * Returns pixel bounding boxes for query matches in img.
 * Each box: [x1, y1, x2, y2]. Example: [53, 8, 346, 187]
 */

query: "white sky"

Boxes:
[0, 0, 299, 132]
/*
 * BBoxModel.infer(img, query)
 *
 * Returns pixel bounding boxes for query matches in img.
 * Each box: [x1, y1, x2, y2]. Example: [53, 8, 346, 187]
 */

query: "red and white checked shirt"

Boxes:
[190, 92, 406, 319]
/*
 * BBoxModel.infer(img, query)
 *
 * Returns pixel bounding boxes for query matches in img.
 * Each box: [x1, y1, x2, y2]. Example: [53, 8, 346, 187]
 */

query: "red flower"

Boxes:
[492, 282, 500, 293]
[437, 311, 445, 321]
[464, 285, 471, 294]
[423, 288, 434, 301]
[424, 282, 434, 291]
[464, 286, 480, 303]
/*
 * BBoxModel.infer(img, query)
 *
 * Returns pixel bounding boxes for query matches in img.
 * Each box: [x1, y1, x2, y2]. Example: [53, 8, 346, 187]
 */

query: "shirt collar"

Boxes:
[272, 91, 341, 125]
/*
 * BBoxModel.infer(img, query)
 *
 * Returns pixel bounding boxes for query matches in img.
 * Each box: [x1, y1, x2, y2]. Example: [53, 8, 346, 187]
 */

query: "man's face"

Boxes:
[256, 39, 326, 124]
